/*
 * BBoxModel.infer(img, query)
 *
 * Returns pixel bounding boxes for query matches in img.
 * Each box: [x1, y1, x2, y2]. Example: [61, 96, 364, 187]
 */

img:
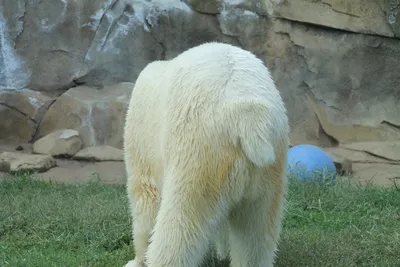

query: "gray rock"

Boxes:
[0, 151, 56, 173]
[183, 0, 220, 14]
[241, 17, 400, 144]
[33, 129, 82, 157]
[0, 89, 53, 143]
[323, 147, 392, 165]
[73, 145, 124, 161]
[36, 83, 134, 148]
[340, 141, 400, 162]
[1, 0, 111, 91]
[267, 0, 400, 38]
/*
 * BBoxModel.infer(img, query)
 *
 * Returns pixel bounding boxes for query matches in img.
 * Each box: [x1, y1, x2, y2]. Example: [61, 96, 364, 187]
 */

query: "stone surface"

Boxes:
[133, 0, 238, 61]
[1, 0, 400, 148]
[323, 147, 392, 164]
[73, 145, 124, 161]
[350, 163, 400, 187]
[214, 3, 400, 145]
[0, 0, 235, 90]
[267, 19, 400, 145]
[31, 159, 126, 184]
[183, 0, 220, 14]
[218, 5, 265, 38]
[340, 141, 400, 162]
[0, 105, 36, 144]
[0, 89, 54, 143]
[0, 0, 111, 90]
[36, 83, 134, 148]
[33, 129, 82, 157]
[267, 0, 400, 38]
[0, 151, 56, 173]
[325, 150, 352, 176]
[324, 143, 400, 187]
[184, 0, 274, 15]
[74, 0, 166, 87]
[223, 0, 274, 16]
[0, 142, 33, 155]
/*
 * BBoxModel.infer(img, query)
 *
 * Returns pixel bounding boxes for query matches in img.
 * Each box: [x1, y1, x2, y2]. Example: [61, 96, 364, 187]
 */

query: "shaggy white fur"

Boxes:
[123, 42, 290, 267]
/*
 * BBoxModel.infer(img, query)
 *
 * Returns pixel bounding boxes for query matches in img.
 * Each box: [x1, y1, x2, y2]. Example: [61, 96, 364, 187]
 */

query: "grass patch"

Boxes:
[0, 175, 399, 266]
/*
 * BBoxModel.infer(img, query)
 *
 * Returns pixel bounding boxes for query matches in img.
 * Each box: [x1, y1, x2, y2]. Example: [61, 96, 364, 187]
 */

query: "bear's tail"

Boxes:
[238, 124, 276, 168]
[229, 102, 282, 168]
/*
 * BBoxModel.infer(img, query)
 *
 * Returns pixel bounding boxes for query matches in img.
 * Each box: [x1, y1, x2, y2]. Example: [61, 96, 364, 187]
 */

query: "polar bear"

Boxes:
[123, 42, 290, 267]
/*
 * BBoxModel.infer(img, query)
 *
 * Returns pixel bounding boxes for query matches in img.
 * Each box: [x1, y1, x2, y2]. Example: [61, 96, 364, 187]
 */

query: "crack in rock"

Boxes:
[274, 16, 389, 38]
[82, 0, 119, 63]
[381, 120, 400, 131]
[303, 82, 341, 112]
[30, 98, 57, 142]
[320, 1, 361, 18]
[14, 0, 27, 49]
[0, 102, 35, 122]
[100, 1, 128, 51]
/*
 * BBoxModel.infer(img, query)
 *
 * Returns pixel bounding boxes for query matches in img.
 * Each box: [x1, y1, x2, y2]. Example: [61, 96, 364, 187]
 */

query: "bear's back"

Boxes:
[126, 42, 288, 180]
[165, 42, 283, 114]
[162, 42, 286, 139]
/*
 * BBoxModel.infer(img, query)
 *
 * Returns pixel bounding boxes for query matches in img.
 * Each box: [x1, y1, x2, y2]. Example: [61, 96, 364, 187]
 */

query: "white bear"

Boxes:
[123, 42, 290, 267]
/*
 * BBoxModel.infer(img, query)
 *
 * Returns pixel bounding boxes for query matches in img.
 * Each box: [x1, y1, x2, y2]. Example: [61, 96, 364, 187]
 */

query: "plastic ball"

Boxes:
[287, 144, 337, 183]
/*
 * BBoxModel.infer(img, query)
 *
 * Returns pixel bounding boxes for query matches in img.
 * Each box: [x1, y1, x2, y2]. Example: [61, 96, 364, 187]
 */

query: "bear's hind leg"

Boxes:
[125, 162, 159, 267]
[228, 180, 286, 267]
[145, 170, 229, 267]
[214, 221, 230, 261]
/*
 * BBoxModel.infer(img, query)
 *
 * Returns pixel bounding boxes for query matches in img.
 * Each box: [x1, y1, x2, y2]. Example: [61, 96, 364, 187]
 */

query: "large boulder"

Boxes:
[288, 22, 400, 144]
[0, 89, 53, 143]
[36, 83, 134, 149]
[33, 129, 82, 157]
[0, 0, 112, 91]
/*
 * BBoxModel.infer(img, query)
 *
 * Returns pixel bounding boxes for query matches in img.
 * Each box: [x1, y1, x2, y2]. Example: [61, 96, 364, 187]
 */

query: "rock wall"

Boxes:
[1, 0, 400, 148]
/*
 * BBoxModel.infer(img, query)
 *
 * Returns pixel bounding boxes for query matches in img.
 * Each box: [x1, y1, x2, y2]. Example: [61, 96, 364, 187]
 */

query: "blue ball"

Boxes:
[287, 144, 336, 183]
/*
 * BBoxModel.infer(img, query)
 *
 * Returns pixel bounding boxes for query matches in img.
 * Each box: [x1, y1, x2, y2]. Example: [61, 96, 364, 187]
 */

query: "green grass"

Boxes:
[0, 175, 399, 267]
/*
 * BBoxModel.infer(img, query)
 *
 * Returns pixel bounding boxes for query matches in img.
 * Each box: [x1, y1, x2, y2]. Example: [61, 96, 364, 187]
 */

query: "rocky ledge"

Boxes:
[1, 135, 400, 187]
[1, 0, 400, 186]
[0, 129, 126, 184]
